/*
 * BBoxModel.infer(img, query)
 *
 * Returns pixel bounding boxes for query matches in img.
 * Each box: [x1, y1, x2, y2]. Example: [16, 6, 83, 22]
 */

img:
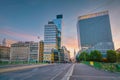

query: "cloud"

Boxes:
[113, 36, 120, 50]
[0, 28, 37, 41]
[62, 37, 79, 58]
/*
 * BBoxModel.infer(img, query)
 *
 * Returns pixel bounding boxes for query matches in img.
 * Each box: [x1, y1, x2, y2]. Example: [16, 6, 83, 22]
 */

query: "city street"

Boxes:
[0, 63, 120, 80]
[0, 0, 120, 80]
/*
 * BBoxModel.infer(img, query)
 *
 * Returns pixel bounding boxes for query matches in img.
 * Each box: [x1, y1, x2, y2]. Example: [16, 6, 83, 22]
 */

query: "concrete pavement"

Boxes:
[69, 63, 120, 80]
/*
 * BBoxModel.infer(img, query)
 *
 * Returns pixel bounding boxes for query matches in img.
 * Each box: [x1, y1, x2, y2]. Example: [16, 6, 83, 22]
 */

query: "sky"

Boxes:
[0, 0, 120, 58]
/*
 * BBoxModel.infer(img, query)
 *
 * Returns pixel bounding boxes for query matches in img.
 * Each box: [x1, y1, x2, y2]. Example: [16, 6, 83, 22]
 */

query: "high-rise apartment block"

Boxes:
[77, 11, 114, 57]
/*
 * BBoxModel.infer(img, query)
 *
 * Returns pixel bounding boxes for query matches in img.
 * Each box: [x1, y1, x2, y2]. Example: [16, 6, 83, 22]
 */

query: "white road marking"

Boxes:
[61, 64, 75, 80]
[50, 71, 63, 80]
[50, 64, 72, 80]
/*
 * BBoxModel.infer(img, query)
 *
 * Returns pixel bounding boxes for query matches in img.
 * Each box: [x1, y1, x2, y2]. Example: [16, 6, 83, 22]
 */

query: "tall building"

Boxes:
[53, 15, 63, 49]
[39, 40, 44, 62]
[77, 11, 114, 57]
[44, 15, 63, 62]
[44, 22, 58, 62]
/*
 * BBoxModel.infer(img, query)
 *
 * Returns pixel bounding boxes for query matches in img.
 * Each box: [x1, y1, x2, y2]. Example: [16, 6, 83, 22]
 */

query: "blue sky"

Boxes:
[0, 0, 120, 57]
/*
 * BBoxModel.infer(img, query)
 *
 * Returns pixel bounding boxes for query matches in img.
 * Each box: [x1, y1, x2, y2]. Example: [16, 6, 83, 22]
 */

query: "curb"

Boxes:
[0, 64, 51, 73]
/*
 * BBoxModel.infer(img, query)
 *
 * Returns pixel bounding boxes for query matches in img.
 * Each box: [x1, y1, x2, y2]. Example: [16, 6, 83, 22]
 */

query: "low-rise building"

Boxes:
[39, 40, 44, 62]
[0, 46, 10, 61]
[116, 48, 120, 53]
[29, 42, 38, 62]
[10, 41, 39, 62]
[43, 53, 52, 63]
[62, 46, 70, 63]
[10, 42, 29, 61]
[51, 49, 59, 63]
[59, 49, 64, 63]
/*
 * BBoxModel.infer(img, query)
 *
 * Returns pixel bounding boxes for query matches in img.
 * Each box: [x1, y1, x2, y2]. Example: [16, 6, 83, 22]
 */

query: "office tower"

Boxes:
[44, 15, 63, 62]
[44, 21, 58, 62]
[53, 15, 63, 49]
[77, 11, 114, 57]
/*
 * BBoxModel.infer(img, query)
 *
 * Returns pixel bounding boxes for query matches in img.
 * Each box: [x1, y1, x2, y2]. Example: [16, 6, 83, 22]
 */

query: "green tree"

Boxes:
[76, 54, 80, 62]
[116, 52, 120, 63]
[0, 49, 2, 62]
[89, 50, 102, 62]
[107, 50, 116, 63]
[79, 51, 89, 61]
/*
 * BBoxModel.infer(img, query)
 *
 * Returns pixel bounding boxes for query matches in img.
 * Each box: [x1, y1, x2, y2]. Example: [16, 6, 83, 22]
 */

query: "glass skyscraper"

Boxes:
[77, 11, 114, 57]
[44, 15, 63, 62]
[53, 15, 63, 49]
[44, 22, 58, 53]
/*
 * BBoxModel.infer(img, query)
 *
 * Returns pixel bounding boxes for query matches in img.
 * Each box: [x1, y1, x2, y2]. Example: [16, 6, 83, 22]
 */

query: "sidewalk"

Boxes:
[0, 64, 50, 73]
[69, 63, 120, 80]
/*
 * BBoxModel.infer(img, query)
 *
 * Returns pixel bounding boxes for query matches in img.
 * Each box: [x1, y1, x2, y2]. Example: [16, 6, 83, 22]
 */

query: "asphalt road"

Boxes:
[0, 63, 72, 80]
[70, 63, 120, 80]
[0, 63, 120, 80]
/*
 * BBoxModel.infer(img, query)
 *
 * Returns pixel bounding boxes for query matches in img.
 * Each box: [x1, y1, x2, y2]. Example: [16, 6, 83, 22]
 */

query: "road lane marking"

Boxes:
[61, 64, 75, 80]
[50, 71, 63, 80]
[50, 64, 71, 80]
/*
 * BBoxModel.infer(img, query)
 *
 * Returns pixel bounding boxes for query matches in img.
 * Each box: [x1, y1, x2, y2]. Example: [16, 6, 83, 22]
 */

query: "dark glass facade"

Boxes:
[53, 14, 63, 49]
[77, 11, 114, 56]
